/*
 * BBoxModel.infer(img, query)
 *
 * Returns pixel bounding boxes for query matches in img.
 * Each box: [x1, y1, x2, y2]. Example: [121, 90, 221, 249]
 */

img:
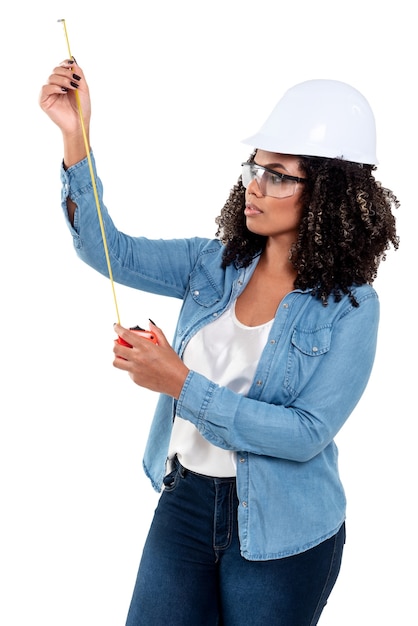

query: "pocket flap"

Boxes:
[291, 325, 332, 356]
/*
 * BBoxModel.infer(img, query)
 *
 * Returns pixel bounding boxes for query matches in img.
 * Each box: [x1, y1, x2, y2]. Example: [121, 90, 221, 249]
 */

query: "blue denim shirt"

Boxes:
[61, 155, 379, 560]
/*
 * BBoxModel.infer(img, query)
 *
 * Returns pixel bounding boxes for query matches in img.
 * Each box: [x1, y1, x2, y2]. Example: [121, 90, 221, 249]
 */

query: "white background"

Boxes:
[1, 1, 415, 624]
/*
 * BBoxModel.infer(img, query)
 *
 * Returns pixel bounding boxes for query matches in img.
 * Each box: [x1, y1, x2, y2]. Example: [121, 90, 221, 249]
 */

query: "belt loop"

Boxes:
[174, 454, 187, 478]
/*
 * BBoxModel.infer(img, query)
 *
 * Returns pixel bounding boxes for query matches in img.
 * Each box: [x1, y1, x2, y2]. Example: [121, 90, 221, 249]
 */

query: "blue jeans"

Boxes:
[126, 459, 345, 625]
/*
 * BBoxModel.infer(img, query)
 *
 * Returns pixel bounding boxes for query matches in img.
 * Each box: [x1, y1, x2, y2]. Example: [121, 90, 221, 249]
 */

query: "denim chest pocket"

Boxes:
[285, 325, 332, 396]
[189, 264, 223, 308]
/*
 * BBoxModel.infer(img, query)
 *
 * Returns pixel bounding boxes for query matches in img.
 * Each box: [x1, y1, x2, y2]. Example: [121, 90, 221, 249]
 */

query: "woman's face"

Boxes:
[244, 150, 305, 242]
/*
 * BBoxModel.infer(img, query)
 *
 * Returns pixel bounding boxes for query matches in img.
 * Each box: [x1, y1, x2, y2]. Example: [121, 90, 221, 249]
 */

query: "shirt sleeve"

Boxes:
[60, 154, 210, 299]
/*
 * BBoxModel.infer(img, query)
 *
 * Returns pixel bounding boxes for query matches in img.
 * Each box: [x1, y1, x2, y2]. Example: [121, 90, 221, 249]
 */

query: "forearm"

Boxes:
[62, 127, 91, 225]
[63, 129, 90, 170]
[177, 371, 356, 462]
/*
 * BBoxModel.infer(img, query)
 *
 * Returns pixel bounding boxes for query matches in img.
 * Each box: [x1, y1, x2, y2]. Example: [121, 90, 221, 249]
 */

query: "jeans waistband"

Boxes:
[173, 454, 236, 484]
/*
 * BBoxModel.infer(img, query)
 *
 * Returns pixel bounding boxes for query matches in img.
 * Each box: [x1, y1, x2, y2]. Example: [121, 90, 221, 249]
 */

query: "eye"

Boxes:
[267, 171, 284, 185]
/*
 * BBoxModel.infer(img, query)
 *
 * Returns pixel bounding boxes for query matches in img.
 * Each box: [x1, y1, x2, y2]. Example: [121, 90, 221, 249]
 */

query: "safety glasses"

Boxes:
[241, 162, 306, 199]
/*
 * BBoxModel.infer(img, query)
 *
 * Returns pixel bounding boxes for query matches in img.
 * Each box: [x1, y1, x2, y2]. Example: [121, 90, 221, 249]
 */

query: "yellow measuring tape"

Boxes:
[58, 19, 121, 325]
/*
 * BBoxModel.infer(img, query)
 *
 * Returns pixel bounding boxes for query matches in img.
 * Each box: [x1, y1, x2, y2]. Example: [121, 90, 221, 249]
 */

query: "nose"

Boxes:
[246, 176, 263, 197]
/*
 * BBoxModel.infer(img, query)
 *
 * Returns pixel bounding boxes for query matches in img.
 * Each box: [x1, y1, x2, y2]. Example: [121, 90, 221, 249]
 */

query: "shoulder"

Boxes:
[195, 238, 223, 255]
[190, 238, 225, 266]
[298, 284, 379, 326]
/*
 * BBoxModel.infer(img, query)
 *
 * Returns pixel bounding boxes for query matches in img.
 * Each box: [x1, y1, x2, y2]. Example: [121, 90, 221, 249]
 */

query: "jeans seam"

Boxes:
[309, 525, 342, 625]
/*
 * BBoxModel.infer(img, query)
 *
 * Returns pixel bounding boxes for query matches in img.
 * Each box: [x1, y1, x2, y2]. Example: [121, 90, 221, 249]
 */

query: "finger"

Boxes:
[39, 83, 72, 104]
[115, 323, 158, 348]
[113, 352, 130, 368]
[114, 324, 130, 346]
[113, 325, 131, 359]
[50, 71, 81, 92]
[39, 78, 79, 105]
[113, 326, 146, 356]
[44, 62, 82, 91]
[113, 337, 134, 366]
[57, 58, 84, 74]
[147, 322, 168, 347]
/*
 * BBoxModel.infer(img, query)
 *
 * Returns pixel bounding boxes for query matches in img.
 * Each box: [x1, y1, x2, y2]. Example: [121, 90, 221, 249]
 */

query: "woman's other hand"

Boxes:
[113, 323, 190, 399]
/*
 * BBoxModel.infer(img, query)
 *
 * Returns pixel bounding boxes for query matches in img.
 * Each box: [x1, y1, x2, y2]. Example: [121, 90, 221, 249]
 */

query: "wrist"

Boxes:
[171, 365, 190, 400]
[62, 129, 90, 168]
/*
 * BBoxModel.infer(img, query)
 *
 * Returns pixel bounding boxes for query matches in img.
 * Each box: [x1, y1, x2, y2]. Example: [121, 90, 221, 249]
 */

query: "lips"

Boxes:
[244, 203, 263, 216]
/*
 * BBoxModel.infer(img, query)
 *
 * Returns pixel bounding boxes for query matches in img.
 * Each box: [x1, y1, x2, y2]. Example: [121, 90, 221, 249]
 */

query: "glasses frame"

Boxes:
[241, 162, 307, 199]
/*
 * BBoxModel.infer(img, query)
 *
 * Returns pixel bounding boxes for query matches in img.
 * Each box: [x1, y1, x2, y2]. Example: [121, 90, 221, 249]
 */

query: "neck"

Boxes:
[260, 238, 297, 280]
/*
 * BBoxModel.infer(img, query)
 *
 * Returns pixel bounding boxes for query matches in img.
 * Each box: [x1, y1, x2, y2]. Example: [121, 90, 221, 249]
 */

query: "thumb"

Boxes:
[148, 319, 169, 346]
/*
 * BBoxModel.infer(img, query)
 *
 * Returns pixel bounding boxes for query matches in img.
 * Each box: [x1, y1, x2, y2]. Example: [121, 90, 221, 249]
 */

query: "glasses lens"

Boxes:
[241, 163, 253, 189]
[241, 163, 298, 199]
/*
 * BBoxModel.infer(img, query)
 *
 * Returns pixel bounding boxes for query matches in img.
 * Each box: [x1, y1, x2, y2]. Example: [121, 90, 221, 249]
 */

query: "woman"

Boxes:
[39, 61, 399, 625]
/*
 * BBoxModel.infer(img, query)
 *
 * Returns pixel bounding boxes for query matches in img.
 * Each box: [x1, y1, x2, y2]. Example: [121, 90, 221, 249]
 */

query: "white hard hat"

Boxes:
[242, 79, 378, 165]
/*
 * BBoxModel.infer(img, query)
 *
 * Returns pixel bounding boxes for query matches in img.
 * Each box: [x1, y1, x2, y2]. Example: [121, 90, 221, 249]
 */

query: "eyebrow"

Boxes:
[254, 160, 291, 173]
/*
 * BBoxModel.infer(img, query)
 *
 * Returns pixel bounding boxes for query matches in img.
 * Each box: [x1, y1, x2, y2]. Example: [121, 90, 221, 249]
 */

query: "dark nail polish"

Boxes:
[70, 81, 79, 89]
[72, 73, 81, 81]
[149, 318, 157, 326]
[61, 87, 68, 92]
[71, 56, 77, 64]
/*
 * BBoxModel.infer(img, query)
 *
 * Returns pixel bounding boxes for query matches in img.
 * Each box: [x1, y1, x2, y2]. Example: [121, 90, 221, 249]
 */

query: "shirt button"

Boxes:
[270, 339, 276, 344]
[193, 290, 199, 296]
[239, 457, 246, 463]
[312, 346, 318, 352]
[256, 380, 263, 386]
[242, 501, 248, 508]
[213, 312, 218, 317]
[283, 303, 289, 309]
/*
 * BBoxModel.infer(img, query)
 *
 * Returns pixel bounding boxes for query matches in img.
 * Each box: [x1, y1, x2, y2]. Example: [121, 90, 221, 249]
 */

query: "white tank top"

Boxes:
[168, 301, 274, 476]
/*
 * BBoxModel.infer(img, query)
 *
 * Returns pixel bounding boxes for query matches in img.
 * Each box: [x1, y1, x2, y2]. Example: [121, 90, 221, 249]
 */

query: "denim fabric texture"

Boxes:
[125, 458, 345, 626]
[61, 155, 379, 560]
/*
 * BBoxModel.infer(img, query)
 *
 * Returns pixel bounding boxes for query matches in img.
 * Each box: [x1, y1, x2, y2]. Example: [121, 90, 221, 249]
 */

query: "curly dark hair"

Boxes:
[215, 151, 399, 306]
